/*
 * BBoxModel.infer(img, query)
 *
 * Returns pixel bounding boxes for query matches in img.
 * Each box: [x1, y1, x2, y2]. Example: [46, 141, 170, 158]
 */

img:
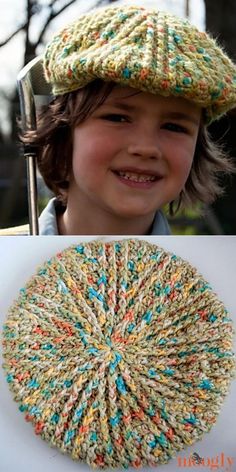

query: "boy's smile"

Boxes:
[61, 85, 201, 234]
[112, 166, 163, 188]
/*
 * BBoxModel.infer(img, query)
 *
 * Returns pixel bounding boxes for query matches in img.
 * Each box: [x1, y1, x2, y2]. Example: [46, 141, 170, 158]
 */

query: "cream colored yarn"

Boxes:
[2, 239, 235, 469]
[43, 5, 236, 123]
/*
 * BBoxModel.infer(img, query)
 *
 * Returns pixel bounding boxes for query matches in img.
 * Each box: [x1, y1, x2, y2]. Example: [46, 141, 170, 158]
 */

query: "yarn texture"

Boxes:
[43, 5, 236, 123]
[2, 239, 235, 469]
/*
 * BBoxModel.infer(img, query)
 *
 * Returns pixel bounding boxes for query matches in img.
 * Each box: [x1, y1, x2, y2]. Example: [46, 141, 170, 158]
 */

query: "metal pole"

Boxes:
[17, 57, 52, 235]
[17, 58, 40, 235]
[25, 153, 39, 235]
[186, 0, 190, 18]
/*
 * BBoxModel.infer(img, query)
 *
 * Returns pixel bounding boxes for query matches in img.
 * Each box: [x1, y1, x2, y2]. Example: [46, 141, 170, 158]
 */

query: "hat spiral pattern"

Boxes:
[43, 5, 236, 122]
[2, 239, 235, 469]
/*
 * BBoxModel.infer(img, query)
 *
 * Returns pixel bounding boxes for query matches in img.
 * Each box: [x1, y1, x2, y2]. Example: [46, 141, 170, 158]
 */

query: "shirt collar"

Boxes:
[39, 198, 171, 235]
[39, 197, 59, 235]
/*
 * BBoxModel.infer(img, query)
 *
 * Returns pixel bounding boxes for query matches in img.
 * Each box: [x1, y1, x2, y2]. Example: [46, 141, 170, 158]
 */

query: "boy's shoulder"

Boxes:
[0, 224, 30, 236]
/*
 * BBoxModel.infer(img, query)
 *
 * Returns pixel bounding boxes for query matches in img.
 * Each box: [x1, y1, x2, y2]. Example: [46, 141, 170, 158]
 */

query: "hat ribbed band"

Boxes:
[2, 239, 235, 469]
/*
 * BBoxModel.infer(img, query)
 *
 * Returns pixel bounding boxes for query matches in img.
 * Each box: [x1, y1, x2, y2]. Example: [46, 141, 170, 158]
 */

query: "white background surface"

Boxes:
[0, 236, 235, 472]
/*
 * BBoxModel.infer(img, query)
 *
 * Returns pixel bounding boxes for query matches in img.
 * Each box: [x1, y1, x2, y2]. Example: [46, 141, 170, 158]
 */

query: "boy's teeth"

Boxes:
[118, 171, 156, 182]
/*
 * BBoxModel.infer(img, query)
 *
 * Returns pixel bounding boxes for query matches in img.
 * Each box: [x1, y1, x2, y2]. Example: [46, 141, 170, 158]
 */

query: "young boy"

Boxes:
[1, 3, 236, 235]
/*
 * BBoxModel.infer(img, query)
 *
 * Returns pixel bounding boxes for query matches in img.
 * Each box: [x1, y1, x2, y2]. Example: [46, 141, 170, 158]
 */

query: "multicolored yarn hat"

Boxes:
[43, 4, 236, 123]
[2, 239, 235, 469]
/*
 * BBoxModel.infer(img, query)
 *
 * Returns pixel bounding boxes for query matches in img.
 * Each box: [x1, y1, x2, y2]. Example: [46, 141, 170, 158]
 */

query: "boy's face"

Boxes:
[69, 85, 201, 220]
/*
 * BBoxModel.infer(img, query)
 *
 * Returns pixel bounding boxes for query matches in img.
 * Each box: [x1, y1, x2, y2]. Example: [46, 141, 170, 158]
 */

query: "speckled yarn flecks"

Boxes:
[43, 5, 236, 123]
[2, 239, 235, 469]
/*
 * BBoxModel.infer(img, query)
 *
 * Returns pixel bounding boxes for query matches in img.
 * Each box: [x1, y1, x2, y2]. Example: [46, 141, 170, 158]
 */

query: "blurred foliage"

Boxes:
[163, 204, 207, 235]
[38, 195, 51, 215]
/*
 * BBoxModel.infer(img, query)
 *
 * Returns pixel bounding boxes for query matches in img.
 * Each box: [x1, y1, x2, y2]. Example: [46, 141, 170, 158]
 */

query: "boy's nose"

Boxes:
[127, 140, 162, 161]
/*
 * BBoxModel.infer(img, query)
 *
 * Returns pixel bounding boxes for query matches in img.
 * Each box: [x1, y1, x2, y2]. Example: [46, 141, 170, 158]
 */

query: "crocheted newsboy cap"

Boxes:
[43, 4, 236, 123]
[2, 239, 235, 469]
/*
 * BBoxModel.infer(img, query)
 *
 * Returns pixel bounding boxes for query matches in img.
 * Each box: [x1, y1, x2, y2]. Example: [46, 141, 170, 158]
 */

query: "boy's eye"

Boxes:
[163, 122, 188, 133]
[101, 114, 129, 123]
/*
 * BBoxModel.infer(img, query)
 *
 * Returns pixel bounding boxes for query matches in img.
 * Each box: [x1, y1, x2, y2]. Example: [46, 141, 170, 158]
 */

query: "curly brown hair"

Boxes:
[21, 79, 235, 215]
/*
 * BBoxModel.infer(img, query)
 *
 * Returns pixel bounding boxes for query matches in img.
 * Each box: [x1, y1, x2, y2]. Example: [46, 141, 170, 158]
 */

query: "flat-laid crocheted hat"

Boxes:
[43, 4, 236, 123]
[2, 239, 235, 469]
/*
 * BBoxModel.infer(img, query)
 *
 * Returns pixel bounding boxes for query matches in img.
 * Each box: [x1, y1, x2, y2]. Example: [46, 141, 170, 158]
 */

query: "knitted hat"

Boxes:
[2, 239, 235, 469]
[43, 5, 236, 123]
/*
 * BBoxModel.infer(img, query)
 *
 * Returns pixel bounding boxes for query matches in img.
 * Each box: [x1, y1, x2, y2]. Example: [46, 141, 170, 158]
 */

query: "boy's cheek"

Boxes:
[168, 153, 194, 179]
[71, 160, 104, 189]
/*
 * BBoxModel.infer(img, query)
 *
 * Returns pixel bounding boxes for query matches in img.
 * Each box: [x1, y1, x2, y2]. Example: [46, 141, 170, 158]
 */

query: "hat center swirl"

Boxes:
[2, 239, 235, 469]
